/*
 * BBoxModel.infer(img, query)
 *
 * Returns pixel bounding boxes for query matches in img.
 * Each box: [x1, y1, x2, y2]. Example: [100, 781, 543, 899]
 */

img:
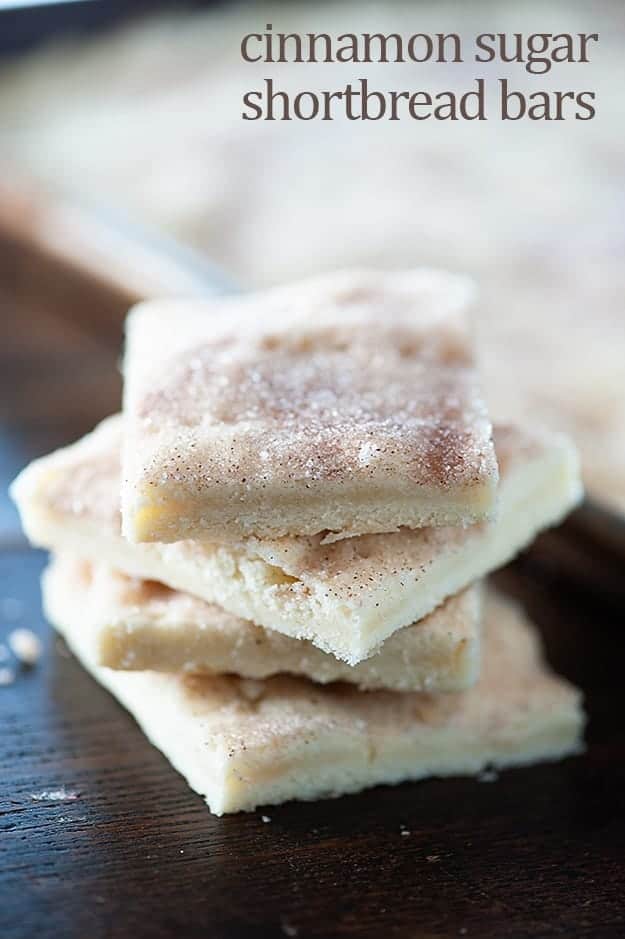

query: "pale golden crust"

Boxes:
[45, 554, 481, 693]
[38, 444, 119, 528]
[26, 415, 546, 600]
[122, 270, 498, 541]
[48, 583, 585, 814]
[227, 421, 571, 600]
[11, 414, 582, 663]
[193, 591, 562, 745]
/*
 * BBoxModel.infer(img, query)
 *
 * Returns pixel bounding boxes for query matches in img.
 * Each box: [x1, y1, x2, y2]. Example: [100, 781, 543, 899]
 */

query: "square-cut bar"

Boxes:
[43, 554, 481, 693]
[11, 416, 582, 664]
[121, 269, 498, 542]
[47, 585, 585, 815]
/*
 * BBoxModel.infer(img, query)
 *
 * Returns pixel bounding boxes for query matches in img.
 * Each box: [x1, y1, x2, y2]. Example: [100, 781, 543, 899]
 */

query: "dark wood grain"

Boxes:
[1, 549, 624, 939]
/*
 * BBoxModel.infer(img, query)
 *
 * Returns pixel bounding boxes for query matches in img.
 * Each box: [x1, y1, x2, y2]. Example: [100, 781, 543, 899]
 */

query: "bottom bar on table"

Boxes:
[45, 579, 584, 816]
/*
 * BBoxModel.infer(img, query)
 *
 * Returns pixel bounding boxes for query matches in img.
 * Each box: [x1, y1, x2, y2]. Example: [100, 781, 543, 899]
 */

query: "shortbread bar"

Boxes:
[121, 269, 498, 542]
[43, 555, 481, 693]
[12, 416, 582, 664]
[47, 586, 584, 815]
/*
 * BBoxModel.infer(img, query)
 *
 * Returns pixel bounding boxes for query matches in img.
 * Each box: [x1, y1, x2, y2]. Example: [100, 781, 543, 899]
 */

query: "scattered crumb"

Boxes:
[281, 922, 298, 937]
[30, 787, 80, 803]
[459, 929, 468, 936]
[0, 666, 15, 686]
[401, 830, 410, 837]
[180, 849, 184, 854]
[261, 815, 271, 823]
[477, 769, 499, 783]
[0, 644, 8, 662]
[9, 628, 42, 666]
[426, 855, 441, 863]
[1, 597, 23, 621]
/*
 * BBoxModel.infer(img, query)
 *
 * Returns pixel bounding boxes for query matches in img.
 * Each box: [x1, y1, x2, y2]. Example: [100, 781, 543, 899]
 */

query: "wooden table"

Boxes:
[1, 292, 624, 939]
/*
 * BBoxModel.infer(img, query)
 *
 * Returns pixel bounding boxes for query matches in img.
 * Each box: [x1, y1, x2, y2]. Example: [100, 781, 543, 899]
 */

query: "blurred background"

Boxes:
[1, 0, 624, 551]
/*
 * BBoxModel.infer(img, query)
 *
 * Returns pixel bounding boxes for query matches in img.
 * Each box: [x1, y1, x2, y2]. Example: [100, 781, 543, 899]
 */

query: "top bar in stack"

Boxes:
[121, 269, 498, 543]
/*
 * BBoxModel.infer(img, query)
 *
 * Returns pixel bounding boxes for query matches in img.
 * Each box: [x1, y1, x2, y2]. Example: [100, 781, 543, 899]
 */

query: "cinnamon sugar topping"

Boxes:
[122, 270, 498, 540]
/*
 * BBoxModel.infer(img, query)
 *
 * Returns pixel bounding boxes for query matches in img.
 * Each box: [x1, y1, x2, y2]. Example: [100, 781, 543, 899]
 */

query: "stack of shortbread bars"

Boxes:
[12, 270, 585, 815]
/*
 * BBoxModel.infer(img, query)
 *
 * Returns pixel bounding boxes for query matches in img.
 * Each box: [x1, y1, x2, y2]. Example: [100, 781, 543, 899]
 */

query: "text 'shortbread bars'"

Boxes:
[44, 555, 482, 693]
[12, 416, 582, 664]
[44, 579, 585, 816]
[121, 269, 499, 543]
